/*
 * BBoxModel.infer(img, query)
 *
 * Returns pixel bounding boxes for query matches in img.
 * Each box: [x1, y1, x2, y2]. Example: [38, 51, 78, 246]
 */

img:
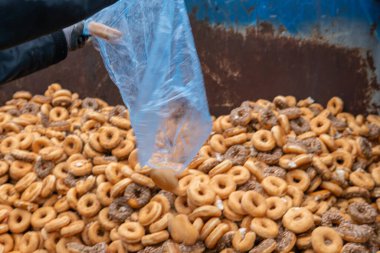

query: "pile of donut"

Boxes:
[0, 83, 378, 253]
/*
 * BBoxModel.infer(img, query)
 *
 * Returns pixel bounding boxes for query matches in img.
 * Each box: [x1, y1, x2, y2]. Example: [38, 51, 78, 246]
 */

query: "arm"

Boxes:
[0, 31, 67, 85]
[0, 0, 116, 50]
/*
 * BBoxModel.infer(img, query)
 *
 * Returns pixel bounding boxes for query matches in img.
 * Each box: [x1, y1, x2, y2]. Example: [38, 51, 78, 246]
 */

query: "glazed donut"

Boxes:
[0, 184, 19, 205]
[118, 221, 145, 244]
[227, 191, 247, 216]
[285, 169, 310, 192]
[174, 196, 192, 215]
[16, 132, 33, 150]
[271, 125, 286, 147]
[327, 97, 344, 115]
[225, 133, 248, 147]
[210, 134, 227, 153]
[131, 173, 155, 188]
[320, 181, 343, 196]
[0, 234, 14, 253]
[282, 207, 314, 234]
[252, 130, 276, 151]
[63, 135, 83, 155]
[0, 136, 20, 154]
[112, 139, 134, 159]
[232, 229, 256, 252]
[49, 106, 68, 122]
[14, 172, 37, 192]
[189, 205, 222, 221]
[262, 176, 287, 196]
[10, 160, 33, 180]
[77, 193, 101, 218]
[8, 208, 31, 233]
[241, 190, 267, 217]
[99, 126, 121, 149]
[141, 231, 170, 246]
[311, 226, 343, 253]
[250, 217, 278, 238]
[19, 231, 40, 252]
[310, 116, 331, 135]
[56, 237, 81, 253]
[176, 175, 195, 196]
[266, 196, 288, 220]
[287, 185, 304, 207]
[105, 163, 124, 184]
[349, 170, 375, 190]
[210, 174, 236, 199]
[187, 182, 216, 206]
[31, 207, 56, 229]
[68, 159, 92, 177]
[227, 166, 250, 185]
[88, 221, 111, 244]
[31, 137, 51, 153]
[205, 223, 229, 249]
[151, 194, 171, 214]
[138, 201, 162, 226]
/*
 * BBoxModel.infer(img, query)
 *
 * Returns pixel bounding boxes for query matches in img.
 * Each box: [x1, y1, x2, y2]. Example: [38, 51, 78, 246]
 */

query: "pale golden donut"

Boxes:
[77, 193, 101, 218]
[210, 134, 227, 153]
[266, 196, 288, 220]
[252, 130, 276, 151]
[310, 116, 331, 135]
[232, 230, 256, 252]
[8, 208, 31, 234]
[187, 182, 216, 207]
[31, 207, 56, 229]
[311, 226, 343, 253]
[209, 174, 236, 199]
[174, 196, 192, 215]
[327, 97, 344, 115]
[88, 221, 110, 244]
[205, 223, 229, 249]
[241, 190, 267, 217]
[283, 207, 314, 234]
[227, 191, 247, 216]
[250, 217, 278, 238]
[141, 230, 170, 246]
[209, 159, 233, 177]
[226, 166, 250, 185]
[262, 176, 287, 196]
[285, 169, 311, 192]
[18, 231, 40, 253]
[118, 221, 145, 244]
[138, 201, 163, 226]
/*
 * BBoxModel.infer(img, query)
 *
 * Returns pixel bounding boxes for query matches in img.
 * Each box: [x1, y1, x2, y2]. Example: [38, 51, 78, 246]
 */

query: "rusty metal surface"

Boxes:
[1, 20, 379, 116]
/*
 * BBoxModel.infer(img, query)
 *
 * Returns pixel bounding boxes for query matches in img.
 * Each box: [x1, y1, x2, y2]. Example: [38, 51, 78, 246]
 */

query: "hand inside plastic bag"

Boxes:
[85, 0, 212, 177]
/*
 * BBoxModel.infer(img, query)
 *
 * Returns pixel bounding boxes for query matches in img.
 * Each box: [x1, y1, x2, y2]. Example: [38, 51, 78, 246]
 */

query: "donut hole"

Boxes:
[218, 182, 226, 189]
[97, 228, 105, 237]
[16, 216, 23, 223]
[324, 238, 332, 245]
[336, 158, 344, 165]
[86, 200, 94, 207]
[260, 136, 268, 142]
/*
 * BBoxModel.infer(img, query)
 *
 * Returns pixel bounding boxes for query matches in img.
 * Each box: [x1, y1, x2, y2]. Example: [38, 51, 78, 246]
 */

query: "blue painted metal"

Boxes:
[184, 0, 380, 38]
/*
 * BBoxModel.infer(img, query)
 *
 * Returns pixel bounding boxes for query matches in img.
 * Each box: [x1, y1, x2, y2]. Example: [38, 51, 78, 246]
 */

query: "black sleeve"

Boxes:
[0, 31, 68, 85]
[0, 0, 117, 50]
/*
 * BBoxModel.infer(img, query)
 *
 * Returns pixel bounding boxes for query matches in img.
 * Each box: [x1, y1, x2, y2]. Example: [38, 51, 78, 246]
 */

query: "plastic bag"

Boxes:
[85, 0, 212, 173]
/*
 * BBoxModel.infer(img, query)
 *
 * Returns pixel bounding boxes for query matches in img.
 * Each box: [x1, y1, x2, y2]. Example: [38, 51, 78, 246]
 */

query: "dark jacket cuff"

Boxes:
[51, 31, 68, 64]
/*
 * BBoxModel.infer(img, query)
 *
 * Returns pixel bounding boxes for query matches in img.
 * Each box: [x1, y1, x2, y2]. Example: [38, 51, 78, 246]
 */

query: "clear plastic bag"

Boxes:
[85, 0, 212, 173]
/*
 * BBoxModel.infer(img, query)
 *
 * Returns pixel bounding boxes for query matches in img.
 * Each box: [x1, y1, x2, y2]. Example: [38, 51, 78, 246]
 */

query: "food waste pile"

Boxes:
[0, 83, 379, 253]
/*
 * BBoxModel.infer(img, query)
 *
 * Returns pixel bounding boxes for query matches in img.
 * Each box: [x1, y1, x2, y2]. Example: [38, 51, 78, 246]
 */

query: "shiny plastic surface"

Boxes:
[85, 0, 212, 173]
